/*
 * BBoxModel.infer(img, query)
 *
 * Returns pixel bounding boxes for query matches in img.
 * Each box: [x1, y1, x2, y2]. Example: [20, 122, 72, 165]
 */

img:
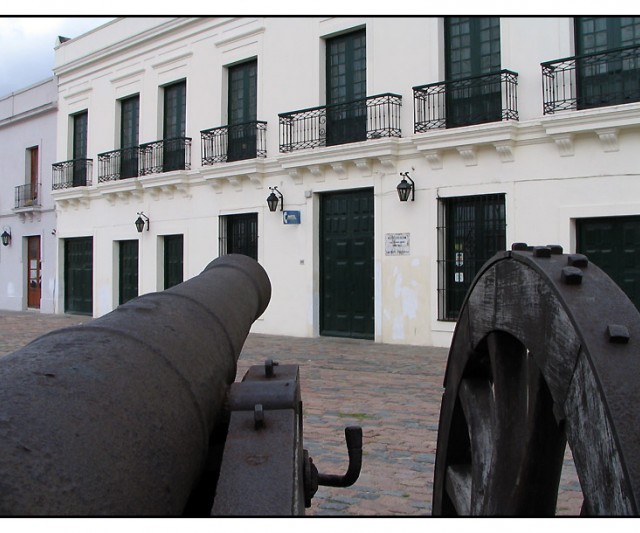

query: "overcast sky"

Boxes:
[0, 17, 114, 97]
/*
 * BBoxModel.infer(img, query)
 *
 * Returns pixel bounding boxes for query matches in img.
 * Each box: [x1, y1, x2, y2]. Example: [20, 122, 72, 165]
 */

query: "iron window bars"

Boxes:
[437, 194, 506, 321]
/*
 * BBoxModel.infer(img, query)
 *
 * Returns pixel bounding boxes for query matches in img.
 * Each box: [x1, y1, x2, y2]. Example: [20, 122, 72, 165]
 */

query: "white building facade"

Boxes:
[0, 78, 58, 313]
[51, 16, 640, 347]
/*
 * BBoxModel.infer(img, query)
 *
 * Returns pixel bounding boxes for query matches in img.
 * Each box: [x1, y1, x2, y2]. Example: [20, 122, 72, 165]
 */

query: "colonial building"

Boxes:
[0, 77, 58, 313]
[51, 16, 640, 347]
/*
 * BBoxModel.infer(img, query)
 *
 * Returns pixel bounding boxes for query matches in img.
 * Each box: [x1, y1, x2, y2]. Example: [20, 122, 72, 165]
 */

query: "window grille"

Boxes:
[437, 194, 506, 321]
[219, 213, 258, 261]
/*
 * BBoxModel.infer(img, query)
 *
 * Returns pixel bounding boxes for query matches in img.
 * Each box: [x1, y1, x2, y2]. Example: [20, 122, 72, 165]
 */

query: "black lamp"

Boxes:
[267, 186, 283, 212]
[135, 212, 149, 233]
[397, 172, 415, 202]
[1, 228, 11, 246]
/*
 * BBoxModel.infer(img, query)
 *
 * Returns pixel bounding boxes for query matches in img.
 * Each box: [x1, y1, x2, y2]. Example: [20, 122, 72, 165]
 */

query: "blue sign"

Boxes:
[283, 210, 301, 225]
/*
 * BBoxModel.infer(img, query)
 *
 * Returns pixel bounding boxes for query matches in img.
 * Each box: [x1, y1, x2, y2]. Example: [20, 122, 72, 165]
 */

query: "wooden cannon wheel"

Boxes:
[432, 245, 640, 516]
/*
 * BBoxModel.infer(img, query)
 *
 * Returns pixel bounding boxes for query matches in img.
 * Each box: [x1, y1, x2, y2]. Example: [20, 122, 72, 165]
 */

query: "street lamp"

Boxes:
[397, 172, 415, 202]
[135, 212, 149, 233]
[267, 186, 284, 212]
[1, 227, 11, 246]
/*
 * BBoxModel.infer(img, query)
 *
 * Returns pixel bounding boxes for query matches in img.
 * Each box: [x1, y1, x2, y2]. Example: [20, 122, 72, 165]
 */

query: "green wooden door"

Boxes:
[119, 240, 139, 305]
[577, 216, 640, 310]
[321, 188, 374, 339]
[164, 234, 184, 289]
[64, 237, 93, 315]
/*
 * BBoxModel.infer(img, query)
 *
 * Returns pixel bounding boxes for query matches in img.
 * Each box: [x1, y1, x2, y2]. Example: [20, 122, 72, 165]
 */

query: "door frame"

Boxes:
[26, 235, 41, 309]
[319, 187, 375, 340]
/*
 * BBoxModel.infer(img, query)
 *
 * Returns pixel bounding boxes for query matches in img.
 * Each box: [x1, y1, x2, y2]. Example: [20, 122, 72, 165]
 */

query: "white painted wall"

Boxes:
[51, 17, 640, 346]
[0, 78, 58, 313]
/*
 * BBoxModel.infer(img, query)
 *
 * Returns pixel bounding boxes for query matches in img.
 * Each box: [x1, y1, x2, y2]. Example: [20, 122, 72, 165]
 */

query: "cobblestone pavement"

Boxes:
[0, 311, 583, 516]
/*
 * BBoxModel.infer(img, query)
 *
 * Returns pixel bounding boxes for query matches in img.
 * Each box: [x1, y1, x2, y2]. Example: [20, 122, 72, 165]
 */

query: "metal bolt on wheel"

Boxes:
[432, 245, 640, 516]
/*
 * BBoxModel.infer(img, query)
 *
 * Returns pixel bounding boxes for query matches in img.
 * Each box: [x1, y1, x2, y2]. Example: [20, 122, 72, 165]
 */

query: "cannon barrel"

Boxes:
[0, 254, 271, 516]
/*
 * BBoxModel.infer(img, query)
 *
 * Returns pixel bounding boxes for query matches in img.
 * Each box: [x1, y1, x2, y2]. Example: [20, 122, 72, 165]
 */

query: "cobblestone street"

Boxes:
[0, 311, 583, 516]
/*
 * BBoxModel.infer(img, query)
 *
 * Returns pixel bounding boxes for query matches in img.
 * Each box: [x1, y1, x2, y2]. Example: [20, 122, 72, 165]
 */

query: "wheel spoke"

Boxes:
[485, 331, 530, 514]
[445, 464, 472, 515]
[459, 377, 494, 514]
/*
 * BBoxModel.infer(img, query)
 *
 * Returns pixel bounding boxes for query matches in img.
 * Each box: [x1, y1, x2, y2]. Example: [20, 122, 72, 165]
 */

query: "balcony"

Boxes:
[413, 70, 519, 132]
[96, 138, 192, 182]
[52, 159, 93, 190]
[14, 183, 39, 209]
[201, 121, 267, 164]
[542, 45, 640, 114]
[279, 93, 402, 153]
[139, 137, 192, 176]
[97, 147, 140, 182]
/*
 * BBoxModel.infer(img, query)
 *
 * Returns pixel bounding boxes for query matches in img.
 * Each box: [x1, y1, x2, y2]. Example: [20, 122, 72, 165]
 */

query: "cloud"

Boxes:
[0, 17, 113, 97]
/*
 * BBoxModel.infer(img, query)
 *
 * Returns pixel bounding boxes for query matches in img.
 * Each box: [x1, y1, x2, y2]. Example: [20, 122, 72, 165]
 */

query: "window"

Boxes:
[227, 59, 257, 162]
[120, 94, 139, 178]
[26, 146, 38, 204]
[72, 111, 88, 186]
[326, 29, 367, 145]
[445, 17, 501, 127]
[163, 80, 186, 171]
[575, 17, 640, 109]
[219, 213, 258, 261]
[438, 194, 506, 320]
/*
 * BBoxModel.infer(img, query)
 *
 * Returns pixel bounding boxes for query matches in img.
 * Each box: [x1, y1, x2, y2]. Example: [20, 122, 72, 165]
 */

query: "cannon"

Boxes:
[432, 244, 640, 516]
[0, 254, 361, 516]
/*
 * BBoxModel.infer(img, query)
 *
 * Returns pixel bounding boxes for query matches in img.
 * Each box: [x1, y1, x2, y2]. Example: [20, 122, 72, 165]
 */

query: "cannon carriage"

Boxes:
[0, 254, 360, 516]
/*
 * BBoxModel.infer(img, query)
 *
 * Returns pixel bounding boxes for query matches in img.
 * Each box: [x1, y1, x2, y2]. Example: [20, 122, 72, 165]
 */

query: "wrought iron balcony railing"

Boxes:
[201, 121, 267, 164]
[542, 44, 640, 114]
[139, 137, 192, 176]
[52, 159, 93, 190]
[279, 93, 402, 153]
[15, 183, 39, 209]
[413, 70, 518, 132]
[97, 146, 140, 182]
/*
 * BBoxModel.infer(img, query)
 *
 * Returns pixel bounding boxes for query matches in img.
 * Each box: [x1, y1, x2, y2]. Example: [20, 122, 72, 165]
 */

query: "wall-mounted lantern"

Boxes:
[267, 186, 284, 212]
[1, 227, 11, 246]
[397, 172, 415, 202]
[135, 212, 149, 233]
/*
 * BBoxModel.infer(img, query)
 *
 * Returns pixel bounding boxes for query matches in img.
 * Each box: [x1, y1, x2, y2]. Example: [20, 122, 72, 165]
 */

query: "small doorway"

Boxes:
[119, 240, 139, 305]
[164, 234, 184, 289]
[64, 237, 93, 315]
[27, 236, 41, 309]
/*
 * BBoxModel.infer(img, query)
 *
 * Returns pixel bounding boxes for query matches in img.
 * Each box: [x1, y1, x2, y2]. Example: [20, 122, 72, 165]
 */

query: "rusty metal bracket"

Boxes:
[211, 361, 304, 516]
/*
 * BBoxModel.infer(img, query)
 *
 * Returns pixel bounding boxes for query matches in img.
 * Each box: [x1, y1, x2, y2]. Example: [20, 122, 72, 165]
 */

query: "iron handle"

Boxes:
[317, 426, 363, 488]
